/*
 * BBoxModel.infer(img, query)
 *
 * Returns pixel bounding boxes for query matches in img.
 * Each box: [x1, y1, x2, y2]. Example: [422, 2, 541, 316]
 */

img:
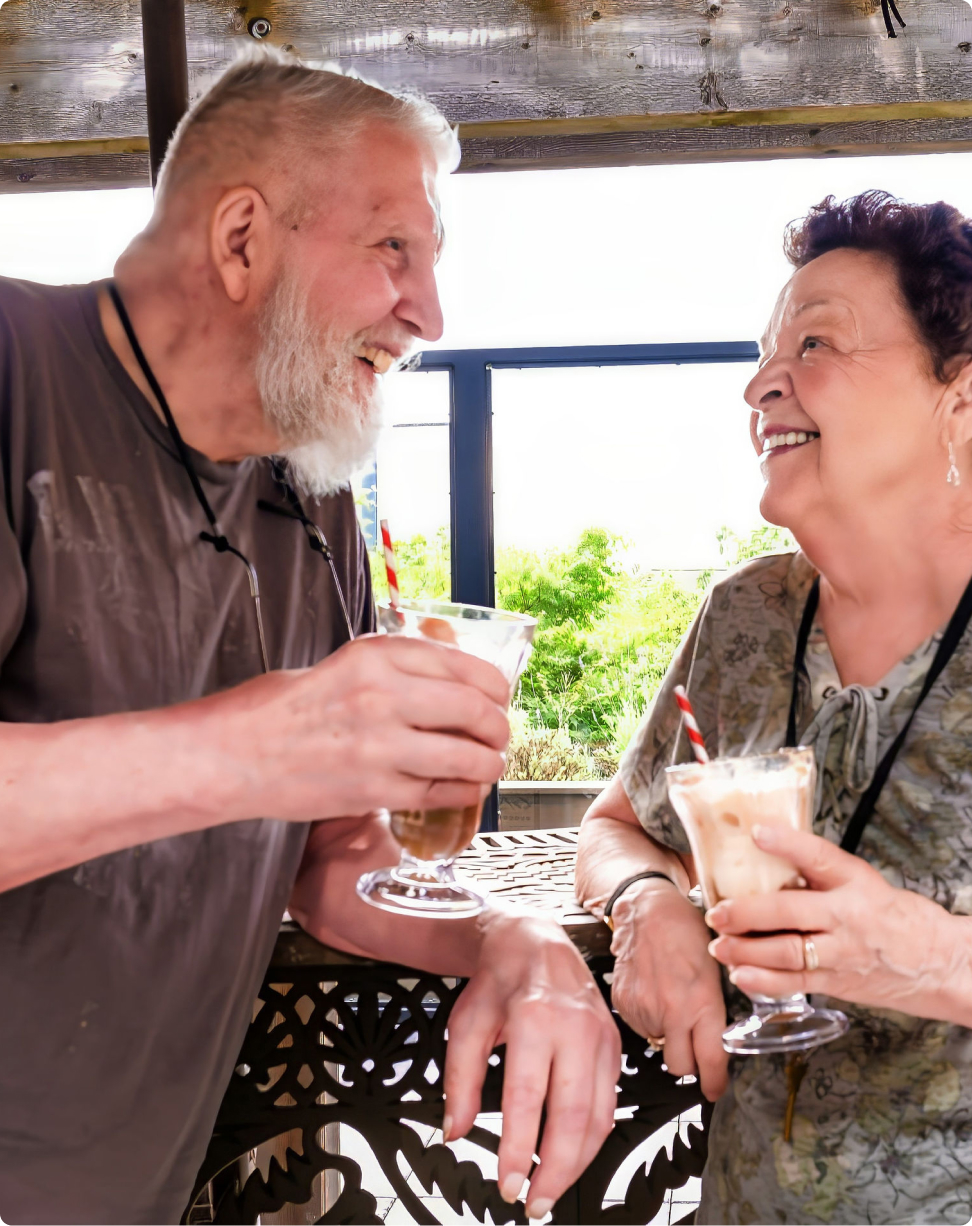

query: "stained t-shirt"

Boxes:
[0, 277, 375, 1224]
[620, 551, 972, 1225]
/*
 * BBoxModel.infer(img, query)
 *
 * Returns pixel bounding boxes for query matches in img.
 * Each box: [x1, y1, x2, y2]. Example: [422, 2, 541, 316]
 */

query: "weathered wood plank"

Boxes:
[4, 0, 972, 182]
[2, 0, 972, 142]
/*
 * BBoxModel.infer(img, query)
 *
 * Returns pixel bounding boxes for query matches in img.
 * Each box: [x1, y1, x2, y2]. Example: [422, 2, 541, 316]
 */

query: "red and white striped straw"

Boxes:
[379, 519, 400, 609]
[674, 685, 710, 765]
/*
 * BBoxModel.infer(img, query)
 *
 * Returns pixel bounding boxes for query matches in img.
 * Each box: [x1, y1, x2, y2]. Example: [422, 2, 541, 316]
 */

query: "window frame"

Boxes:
[414, 341, 760, 607]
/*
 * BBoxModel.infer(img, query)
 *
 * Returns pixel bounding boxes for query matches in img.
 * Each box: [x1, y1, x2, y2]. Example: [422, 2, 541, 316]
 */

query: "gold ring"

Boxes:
[803, 936, 819, 973]
[646, 1034, 665, 1051]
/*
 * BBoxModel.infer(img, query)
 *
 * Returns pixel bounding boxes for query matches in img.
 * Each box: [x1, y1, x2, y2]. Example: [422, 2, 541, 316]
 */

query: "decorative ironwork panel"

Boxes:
[184, 831, 710, 1224]
[184, 958, 708, 1225]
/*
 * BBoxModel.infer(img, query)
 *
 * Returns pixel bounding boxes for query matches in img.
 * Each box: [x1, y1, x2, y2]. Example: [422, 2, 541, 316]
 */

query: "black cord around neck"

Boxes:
[107, 282, 270, 671]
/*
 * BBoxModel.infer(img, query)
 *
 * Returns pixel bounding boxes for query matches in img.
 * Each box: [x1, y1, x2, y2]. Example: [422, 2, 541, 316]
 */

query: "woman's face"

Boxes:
[746, 247, 948, 535]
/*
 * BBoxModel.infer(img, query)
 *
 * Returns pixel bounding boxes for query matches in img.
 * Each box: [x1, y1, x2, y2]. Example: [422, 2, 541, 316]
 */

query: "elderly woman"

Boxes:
[576, 190, 972, 1226]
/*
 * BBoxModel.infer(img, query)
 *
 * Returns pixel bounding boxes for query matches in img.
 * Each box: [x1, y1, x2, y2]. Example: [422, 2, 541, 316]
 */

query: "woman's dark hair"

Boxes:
[784, 190, 972, 381]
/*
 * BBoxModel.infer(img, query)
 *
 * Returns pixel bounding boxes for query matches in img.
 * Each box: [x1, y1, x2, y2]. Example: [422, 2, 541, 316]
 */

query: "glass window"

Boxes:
[364, 370, 451, 601]
[491, 360, 785, 802]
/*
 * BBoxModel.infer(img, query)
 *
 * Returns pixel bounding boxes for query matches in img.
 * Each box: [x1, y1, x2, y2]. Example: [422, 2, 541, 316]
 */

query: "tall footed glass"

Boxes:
[666, 747, 849, 1055]
[356, 599, 536, 918]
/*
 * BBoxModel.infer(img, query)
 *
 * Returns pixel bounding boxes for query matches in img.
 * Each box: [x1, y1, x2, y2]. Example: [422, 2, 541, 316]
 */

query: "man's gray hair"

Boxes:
[156, 46, 459, 206]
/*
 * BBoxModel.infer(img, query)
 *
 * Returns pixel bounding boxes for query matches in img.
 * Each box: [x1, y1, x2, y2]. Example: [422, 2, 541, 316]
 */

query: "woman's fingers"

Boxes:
[691, 1012, 730, 1101]
[706, 888, 833, 936]
[710, 930, 837, 973]
[751, 823, 862, 890]
[727, 964, 820, 999]
[660, 1025, 698, 1081]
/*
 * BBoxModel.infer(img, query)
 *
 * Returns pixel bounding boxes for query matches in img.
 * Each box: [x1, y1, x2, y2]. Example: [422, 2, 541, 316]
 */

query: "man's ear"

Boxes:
[210, 186, 271, 305]
[945, 356, 972, 449]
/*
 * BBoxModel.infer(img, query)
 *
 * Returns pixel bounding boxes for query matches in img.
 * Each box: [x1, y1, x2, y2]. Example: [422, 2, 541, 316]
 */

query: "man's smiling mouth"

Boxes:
[355, 345, 396, 375]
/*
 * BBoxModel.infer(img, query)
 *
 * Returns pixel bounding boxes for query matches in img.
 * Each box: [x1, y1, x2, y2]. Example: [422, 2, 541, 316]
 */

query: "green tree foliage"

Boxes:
[370, 522, 795, 778]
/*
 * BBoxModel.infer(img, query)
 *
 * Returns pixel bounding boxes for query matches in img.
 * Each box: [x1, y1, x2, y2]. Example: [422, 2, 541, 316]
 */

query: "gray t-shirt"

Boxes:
[0, 278, 375, 1224]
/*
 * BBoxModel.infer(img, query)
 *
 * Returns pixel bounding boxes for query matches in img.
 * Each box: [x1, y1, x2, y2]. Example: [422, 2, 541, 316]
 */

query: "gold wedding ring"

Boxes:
[646, 1034, 666, 1051]
[802, 936, 820, 973]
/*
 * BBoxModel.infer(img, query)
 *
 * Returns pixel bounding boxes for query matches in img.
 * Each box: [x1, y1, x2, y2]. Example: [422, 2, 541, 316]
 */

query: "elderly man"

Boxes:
[0, 52, 619, 1225]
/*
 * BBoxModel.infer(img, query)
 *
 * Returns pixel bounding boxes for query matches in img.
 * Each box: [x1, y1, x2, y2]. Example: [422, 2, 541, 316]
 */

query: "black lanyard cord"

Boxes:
[107, 282, 271, 672]
[786, 571, 972, 855]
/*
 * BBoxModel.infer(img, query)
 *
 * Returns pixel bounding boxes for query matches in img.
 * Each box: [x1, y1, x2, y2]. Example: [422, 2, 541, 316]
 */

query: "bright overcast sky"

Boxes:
[5, 150, 972, 566]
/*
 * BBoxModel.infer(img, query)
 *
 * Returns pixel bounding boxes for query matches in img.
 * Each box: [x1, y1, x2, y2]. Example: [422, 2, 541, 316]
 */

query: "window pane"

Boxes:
[491, 361, 780, 803]
[492, 363, 762, 569]
[367, 370, 451, 601]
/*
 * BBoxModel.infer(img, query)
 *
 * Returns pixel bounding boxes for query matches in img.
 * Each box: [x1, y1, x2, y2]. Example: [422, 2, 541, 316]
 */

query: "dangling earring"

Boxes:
[948, 440, 962, 487]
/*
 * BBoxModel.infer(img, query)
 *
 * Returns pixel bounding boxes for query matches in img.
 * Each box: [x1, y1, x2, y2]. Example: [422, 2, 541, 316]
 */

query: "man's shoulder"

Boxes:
[0, 276, 94, 346]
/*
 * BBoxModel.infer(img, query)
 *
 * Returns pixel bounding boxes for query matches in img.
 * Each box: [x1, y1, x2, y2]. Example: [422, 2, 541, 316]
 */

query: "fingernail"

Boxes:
[728, 969, 741, 986]
[442, 1114, 453, 1142]
[526, 1197, 554, 1220]
[707, 938, 721, 958]
[499, 1172, 528, 1203]
[753, 823, 776, 845]
[704, 905, 724, 927]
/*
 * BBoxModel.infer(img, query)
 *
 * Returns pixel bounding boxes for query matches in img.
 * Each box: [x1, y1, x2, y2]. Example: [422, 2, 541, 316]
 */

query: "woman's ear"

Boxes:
[944, 356, 972, 449]
[210, 186, 272, 305]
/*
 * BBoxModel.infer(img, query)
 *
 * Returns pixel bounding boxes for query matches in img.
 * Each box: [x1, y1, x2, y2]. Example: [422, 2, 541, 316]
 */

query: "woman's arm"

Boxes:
[576, 777, 730, 1100]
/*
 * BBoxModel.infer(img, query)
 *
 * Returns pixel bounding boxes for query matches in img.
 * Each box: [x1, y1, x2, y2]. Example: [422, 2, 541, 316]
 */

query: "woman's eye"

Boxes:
[384, 239, 403, 253]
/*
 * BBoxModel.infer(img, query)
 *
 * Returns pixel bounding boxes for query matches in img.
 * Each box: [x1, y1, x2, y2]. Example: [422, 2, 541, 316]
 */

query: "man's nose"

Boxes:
[396, 258, 444, 343]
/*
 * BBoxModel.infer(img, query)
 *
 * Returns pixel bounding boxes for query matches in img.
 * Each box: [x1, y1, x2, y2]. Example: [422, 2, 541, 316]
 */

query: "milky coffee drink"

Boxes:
[389, 615, 482, 864]
[666, 748, 815, 909]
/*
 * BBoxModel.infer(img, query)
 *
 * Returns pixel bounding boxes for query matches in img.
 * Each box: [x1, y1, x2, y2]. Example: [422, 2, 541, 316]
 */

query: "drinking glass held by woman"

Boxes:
[576, 191, 972, 1226]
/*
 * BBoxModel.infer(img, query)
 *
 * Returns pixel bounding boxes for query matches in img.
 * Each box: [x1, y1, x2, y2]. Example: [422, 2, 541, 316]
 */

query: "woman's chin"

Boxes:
[758, 488, 803, 535]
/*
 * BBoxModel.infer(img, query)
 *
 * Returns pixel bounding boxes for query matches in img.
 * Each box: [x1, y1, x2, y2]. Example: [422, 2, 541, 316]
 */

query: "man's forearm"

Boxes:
[289, 815, 491, 977]
[0, 695, 242, 893]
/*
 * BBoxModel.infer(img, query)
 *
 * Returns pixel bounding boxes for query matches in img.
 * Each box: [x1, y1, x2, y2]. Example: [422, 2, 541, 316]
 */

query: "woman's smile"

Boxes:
[760, 427, 821, 457]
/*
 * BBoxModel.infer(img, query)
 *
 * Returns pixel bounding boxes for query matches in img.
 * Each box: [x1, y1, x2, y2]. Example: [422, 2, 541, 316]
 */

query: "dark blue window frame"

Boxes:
[411, 340, 760, 827]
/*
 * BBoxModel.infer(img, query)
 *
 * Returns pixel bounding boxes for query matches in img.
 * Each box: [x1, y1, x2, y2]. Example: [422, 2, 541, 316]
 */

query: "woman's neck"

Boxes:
[794, 494, 972, 687]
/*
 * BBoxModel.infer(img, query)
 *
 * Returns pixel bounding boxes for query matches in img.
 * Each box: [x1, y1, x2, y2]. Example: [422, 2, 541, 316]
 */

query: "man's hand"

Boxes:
[216, 632, 511, 821]
[707, 824, 972, 1025]
[290, 819, 620, 1220]
[442, 912, 620, 1219]
[609, 881, 729, 1101]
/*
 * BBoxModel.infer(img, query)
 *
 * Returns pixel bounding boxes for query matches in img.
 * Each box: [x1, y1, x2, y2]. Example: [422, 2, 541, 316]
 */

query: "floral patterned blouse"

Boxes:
[619, 550, 972, 1225]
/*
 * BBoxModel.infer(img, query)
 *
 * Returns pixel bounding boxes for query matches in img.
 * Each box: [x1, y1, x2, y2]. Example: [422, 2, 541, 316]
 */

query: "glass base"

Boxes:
[723, 996, 849, 1055]
[356, 859, 486, 918]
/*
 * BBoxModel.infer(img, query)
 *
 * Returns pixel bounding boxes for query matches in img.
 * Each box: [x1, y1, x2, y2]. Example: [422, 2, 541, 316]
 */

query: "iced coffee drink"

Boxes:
[666, 749, 814, 910]
[666, 747, 848, 1055]
[356, 599, 536, 918]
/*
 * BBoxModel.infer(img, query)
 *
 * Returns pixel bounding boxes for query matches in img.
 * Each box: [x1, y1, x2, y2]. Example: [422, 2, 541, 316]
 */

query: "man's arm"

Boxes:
[290, 816, 621, 1220]
[0, 635, 508, 893]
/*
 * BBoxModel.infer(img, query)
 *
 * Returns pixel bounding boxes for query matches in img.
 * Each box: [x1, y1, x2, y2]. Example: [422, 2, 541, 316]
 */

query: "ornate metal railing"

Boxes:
[183, 831, 710, 1225]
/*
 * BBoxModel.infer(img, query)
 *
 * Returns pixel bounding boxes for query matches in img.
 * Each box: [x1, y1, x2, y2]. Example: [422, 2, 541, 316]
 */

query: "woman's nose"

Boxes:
[744, 359, 792, 411]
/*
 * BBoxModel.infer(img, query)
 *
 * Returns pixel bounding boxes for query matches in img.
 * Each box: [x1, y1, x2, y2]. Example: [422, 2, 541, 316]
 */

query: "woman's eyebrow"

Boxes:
[792, 297, 852, 319]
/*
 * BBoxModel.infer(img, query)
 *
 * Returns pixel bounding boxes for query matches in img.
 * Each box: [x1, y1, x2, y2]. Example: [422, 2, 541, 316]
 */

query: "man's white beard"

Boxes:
[256, 267, 384, 498]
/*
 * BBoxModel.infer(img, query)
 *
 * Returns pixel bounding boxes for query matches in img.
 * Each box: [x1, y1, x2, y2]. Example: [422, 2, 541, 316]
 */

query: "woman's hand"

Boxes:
[707, 824, 970, 1022]
[609, 880, 729, 1101]
[443, 911, 621, 1220]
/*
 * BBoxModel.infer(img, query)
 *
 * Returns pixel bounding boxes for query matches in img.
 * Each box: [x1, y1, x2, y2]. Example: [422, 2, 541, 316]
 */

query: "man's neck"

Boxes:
[97, 271, 279, 463]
